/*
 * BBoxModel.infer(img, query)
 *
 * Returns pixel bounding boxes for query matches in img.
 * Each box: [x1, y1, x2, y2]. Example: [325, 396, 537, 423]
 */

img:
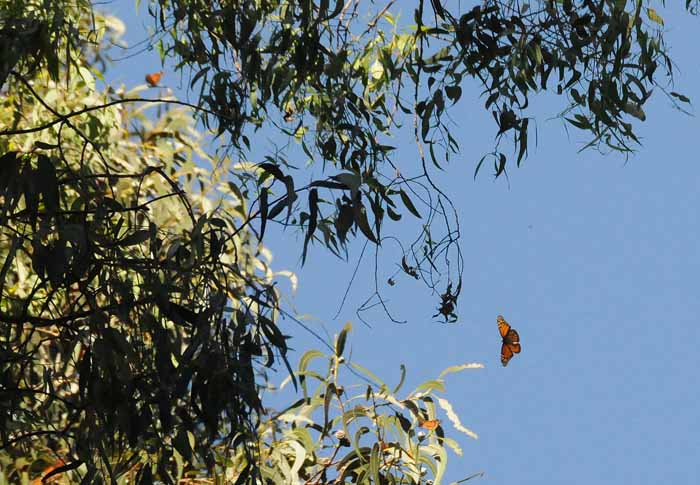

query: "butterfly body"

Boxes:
[498, 315, 521, 366]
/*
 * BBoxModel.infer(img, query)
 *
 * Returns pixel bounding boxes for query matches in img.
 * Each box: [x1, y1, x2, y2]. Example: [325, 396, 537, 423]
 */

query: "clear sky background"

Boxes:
[103, 2, 699, 484]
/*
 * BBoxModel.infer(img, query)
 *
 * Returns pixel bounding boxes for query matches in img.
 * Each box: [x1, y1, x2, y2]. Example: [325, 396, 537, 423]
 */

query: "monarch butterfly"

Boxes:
[419, 419, 441, 430]
[145, 71, 164, 87]
[30, 458, 66, 485]
[498, 315, 521, 366]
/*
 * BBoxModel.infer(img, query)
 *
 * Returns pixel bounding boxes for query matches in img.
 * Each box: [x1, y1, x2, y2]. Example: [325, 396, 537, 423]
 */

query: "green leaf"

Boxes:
[259, 162, 296, 223]
[436, 396, 478, 440]
[336, 321, 352, 357]
[432, 444, 448, 485]
[37, 154, 58, 213]
[421, 101, 433, 140]
[437, 363, 484, 380]
[349, 362, 387, 389]
[302, 189, 319, 264]
[33, 141, 59, 150]
[445, 85, 462, 104]
[646, 8, 664, 25]
[353, 200, 378, 243]
[399, 189, 422, 218]
[322, 382, 336, 437]
[119, 229, 151, 247]
[332, 171, 362, 199]
[259, 189, 268, 241]
[474, 154, 487, 179]
[299, 350, 325, 373]
[173, 428, 193, 461]
[411, 379, 446, 395]
[532, 43, 543, 65]
[392, 364, 406, 394]
[287, 440, 307, 482]
[227, 181, 245, 203]
[442, 436, 463, 456]
[370, 59, 384, 80]
[369, 443, 381, 484]
[267, 192, 298, 220]
[566, 115, 591, 130]
[671, 91, 691, 103]
[387, 205, 402, 221]
[495, 153, 507, 177]
[517, 118, 529, 164]
[298, 350, 325, 396]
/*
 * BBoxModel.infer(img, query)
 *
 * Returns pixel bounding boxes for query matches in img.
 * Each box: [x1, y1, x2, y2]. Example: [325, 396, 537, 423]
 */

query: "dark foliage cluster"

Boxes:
[0, 143, 290, 479]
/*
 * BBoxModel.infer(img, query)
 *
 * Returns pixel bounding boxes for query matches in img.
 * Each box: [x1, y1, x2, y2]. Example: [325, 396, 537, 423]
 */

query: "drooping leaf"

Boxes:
[259, 188, 268, 241]
[399, 189, 421, 218]
[670, 91, 691, 103]
[445, 85, 462, 104]
[336, 321, 352, 357]
[302, 188, 319, 264]
[392, 364, 406, 394]
[353, 197, 378, 244]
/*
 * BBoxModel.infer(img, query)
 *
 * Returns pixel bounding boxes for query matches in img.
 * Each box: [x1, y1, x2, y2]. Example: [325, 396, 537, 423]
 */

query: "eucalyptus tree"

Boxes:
[145, 0, 692, 320]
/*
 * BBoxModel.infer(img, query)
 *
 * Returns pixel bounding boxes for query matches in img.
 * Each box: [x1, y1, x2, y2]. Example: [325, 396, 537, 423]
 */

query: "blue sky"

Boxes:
[104, 2, 699, 484]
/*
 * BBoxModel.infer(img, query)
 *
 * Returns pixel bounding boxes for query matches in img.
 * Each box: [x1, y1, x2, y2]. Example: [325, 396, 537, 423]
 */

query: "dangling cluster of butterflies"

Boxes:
[497, 315, 521, 366]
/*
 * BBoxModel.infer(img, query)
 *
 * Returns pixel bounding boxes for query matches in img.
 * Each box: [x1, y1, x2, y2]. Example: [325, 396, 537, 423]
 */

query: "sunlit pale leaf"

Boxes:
[436, 396, 478, 440]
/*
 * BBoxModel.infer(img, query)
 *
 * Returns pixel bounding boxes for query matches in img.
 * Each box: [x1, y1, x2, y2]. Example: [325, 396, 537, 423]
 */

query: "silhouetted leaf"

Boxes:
[336, 321, 352, 357]
[445, 85, 462, 103]
[119, 229, 151, 247]
[399, 189, 421, 218]
[259, 188, 268, 241]
[302, 188, 319, 264]
[671, 91, 691, 103]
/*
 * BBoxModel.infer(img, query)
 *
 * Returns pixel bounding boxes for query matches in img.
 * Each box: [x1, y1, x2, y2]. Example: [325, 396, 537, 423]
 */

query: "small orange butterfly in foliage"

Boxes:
[498, 315, 521, 366]
[419, 419, 441, 430]
[145, 71, 164, 87]
[30, 458, 66, 485]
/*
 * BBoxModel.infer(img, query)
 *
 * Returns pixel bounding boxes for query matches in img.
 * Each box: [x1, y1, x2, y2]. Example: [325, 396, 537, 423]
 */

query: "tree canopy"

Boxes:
[0, 0, 695, 483]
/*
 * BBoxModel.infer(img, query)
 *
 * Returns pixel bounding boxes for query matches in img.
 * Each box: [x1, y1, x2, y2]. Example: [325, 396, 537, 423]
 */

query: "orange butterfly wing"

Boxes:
[504, 328, 520, 346]
[498, 316, 521, 366]
[145, 71, 163, 87]
[497, 315, 510, 338]
[500, 342, 514, 366]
